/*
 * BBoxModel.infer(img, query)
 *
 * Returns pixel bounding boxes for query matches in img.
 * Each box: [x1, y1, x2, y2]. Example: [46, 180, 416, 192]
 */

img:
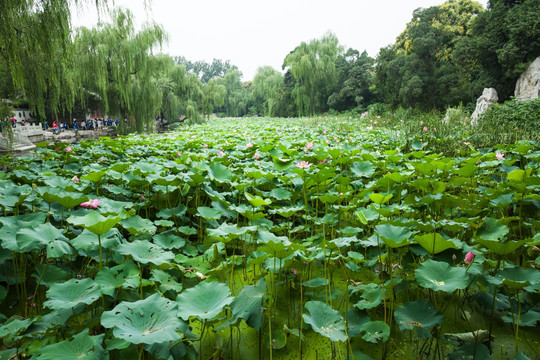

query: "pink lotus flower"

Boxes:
[323, 130, 327, 134]
[496, 153, 505, 160]
[423, 126, 428, 132]
[177, 152, 181, 157]
[65, 147, 72, 152]
[295, 161, 313, 169]
[81, 198, 101, 209]
[246, 143, 253, 148]
[72, 176, 79, 183]
[99, 157, 103, 163]
[464, 251, 475, 264]
[293, 269, 297, 275]
[204, 144, 208, 148]
[306, 142, 314, 149]
[140, 195, 145, 200]
[253, 153, 261, 159]
[217, 150, 226, 156]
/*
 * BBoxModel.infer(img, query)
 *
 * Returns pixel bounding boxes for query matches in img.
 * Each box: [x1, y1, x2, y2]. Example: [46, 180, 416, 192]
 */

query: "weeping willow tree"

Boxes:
[253, 66, 284, 116]
[283, 32, 343, 116]
[218, 69, 248, 117]
[73, 9, 165, 133]
[201, 78, 226, 119]
[0, 0, 108, 118]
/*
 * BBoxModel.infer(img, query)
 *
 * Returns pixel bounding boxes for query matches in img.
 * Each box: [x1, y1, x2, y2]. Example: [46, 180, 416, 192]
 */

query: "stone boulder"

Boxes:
[471, 88, 498, 125]
[515, 57, 540, 101]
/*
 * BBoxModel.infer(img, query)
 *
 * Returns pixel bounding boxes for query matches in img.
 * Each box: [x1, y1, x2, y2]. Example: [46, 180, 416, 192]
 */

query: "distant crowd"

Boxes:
[44, 118, 120, 134]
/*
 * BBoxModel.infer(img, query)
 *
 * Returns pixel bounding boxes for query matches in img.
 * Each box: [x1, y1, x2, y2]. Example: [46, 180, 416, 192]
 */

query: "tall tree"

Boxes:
[252, 66, 284, 116]
[201, 78, 226, 119]
[73, 9, 165, 132]
[283, 32, 343, 116]
[328, 49, 374, 111]
[0, 0, 107, 117]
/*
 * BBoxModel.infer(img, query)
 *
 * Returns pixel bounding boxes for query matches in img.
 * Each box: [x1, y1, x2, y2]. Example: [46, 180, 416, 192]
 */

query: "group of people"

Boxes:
[44, 118, 120, 134]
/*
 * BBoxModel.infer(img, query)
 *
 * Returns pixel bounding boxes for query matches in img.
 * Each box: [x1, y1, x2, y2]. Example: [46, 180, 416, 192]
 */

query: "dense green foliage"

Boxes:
[0, 117, 539, 359]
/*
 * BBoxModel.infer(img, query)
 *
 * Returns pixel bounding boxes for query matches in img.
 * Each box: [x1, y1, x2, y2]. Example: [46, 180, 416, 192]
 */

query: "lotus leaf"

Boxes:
[346, 306, 370, 338]
[44, 278, 101, 310]
[95, 261, 141, 296]
[414, 233, 461, 254]
[375, 223, 413, 248]
[37, 330, 107, 360]
[119, 215, 156, 235]
[208, 162, 233, 183]
[415, 260, 468, 292]
[351, 161, 375, 178]
[101, 293, 182, 345]
[0, 317, 35, 340]
[67, 211, 128, 236]
[216, 278, 266, 331]
[476, 217, 509, 241]
[359, 321, 390, 343]
[16, 223, 74, 258]
[394, 300, 443, 338]
[117, 241, 175, 266]
[302, 301, 348, 342]
[176, 281, 233, 321]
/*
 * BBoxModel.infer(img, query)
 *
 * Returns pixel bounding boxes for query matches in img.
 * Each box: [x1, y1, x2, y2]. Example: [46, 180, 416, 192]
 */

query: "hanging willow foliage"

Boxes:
[0, 0, 108, 118]
[73, 8, 167, 132]
[283, 32, 342, 116]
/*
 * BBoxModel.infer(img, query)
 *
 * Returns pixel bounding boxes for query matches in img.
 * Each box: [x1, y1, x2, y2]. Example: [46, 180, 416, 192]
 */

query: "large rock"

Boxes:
[515, 57, 540, 101]
[471, 88, 498, 125]
[0, 131, 36, 154]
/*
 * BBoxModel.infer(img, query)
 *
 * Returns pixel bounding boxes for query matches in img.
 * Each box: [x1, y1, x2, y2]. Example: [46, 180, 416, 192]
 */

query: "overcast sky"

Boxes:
[71, 0, 488, 81]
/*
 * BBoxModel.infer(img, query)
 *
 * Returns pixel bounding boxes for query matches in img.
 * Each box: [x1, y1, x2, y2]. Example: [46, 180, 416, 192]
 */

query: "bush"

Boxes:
[472, 98, 540, 147]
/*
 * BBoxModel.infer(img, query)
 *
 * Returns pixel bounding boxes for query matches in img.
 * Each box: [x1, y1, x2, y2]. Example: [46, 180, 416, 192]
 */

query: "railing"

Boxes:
[12, 123, 44, 136]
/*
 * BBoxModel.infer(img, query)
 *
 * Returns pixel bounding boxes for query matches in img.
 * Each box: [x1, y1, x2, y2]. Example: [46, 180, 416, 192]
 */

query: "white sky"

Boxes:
[71, 0, 488, 81]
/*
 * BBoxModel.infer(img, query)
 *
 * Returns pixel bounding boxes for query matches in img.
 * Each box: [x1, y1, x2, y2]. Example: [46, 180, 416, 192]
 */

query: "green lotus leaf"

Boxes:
[197, 206, 223, 220]
[488, 267, 540, 290]
[37, 330, 107, 360]
[81, 170, 106, 183]
[351, 161, 375, 178]
[32, 264, 69, 287]
[353, 283, 384, 310]
[272, 157, 294, 171]
[477, 217, 509, 241]
[369, 193, 392, 205]
[503, 310, 540, 327]
[0, 212, 48, 251]
[67, 211, 128, 236]
[302, 301, 348, 342]
[153, 231, 186, 250]
[150, 269, 183, 293]
[355, 208, 379, 225]
[39, 187, 89, 209]
[394, 300, 443, 338]
[375, 223, 413, 248]
[156, 204, 187, 219]
[101, 293, 182, 345]
[215, 278, 266, 331]
[415, 260, 468, 293]
[474, 238, 525, 255]
[71, 228, 122, 252]
[44, 278, 101, 310]
[301, 277, 328, 288]
[117, 241, 175, 266]
[346, 306, 370, 338]
[507, 169, 526, 182]
[359, 321, 390, 343]
[0, 317, 35, 340]
[269, 204, 303, 218]
[95, 261, 141, 296]
[269, 188, 291, 200]
[245, 192, 272, 207]
[448, 343, 491, 360]
[415, 233, 461, 254]
[119, 215, 157, 235]
[208, 162, 232, 183]
[16, 223, 74, 258]
[177, 226, 198, 235]
[207, 222, 251, 241]
[267, 330, 287, 350]
[176, 281, 233, 321]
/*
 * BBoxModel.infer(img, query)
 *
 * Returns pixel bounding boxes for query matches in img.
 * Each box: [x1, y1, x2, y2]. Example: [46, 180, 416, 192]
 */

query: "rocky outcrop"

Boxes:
[471, 88, 498, 125]
[515, 57, 540, 101]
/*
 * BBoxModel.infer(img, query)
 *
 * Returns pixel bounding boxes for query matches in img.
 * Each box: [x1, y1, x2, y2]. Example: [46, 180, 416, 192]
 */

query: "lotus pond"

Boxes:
[0, 116, 539, 360]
